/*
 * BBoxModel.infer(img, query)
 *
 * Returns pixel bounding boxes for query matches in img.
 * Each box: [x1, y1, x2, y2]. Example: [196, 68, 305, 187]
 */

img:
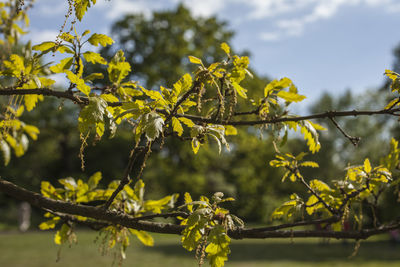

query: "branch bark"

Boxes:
[2, 88, 400, 126]
[1, 178, 399, 240]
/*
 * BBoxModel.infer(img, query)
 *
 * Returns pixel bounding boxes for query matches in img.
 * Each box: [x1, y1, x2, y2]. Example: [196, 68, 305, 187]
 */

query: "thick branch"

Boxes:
[229, 222, 400, 239]
[2, 88, 400, 126]
[1, 178, 399, 240]
[0, 88, 87, 104]
[0, 178, 184, 234]
[175, 108, 400, 126]
[242, 216, 340, 233]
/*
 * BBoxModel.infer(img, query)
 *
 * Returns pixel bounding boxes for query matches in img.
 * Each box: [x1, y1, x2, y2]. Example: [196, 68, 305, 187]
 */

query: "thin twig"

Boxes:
[292, 168, 337, 215]
[103, 145, 144, 210]
[329, 117, 361, 146]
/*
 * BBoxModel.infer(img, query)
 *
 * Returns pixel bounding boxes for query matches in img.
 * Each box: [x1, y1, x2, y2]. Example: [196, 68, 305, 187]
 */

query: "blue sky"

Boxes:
[26, 0, 400, 106]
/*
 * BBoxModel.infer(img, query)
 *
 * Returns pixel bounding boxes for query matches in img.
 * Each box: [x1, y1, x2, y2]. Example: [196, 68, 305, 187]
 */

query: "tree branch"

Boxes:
[1, 178, 399, 241]
[102, 145, 145, 210]
[242, 216, 340, 233]
[0, 178, 184, 234]
[0, 88, 87, 104]
[175, 108, 400, 126]
[164, 80, 201, 123]
[2, 88, 400, 127]
[329, 117, 361, 146]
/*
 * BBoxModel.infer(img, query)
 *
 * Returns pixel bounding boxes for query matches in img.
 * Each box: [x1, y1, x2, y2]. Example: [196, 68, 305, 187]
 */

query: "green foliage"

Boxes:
[271, 146, 394, 224]
[270, 152, 319, 182]
[39, 172, 177, 261]
[179, 192, 242, 267]
[0, 106, 39, 165]
[73, 0, 97, 21]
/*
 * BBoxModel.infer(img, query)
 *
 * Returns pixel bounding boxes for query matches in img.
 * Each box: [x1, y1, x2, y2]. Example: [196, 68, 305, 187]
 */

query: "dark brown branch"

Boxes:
[2, 88, 400, 127]
[44, 209, 110, 230]
[164, 80, 200, 123]
[0, 88, 87, 104]
[229, 221, 400, 239]
[329, 117, 361, 146]
[103, 145, 145, 210]
[0, 178, 184, 234]
[243, 216, 340, 233]
[290, 168, 337, 215]
[175, 108, 400, 126]
[1, 178, 400, 240]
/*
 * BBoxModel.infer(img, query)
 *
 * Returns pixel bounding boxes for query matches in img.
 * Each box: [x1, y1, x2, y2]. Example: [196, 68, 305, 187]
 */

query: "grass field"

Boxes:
[1, 231, 400, 267]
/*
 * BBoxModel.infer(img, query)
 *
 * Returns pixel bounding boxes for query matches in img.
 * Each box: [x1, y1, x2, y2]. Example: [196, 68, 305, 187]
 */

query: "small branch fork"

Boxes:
[102, 145, 145, 210]
[1, 178, 400, 240]
[329, 117, 361, 146]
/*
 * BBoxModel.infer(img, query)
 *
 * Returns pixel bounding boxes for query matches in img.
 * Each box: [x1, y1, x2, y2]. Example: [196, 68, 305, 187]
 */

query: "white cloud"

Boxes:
[172, 0, 226, 17]
[244, 0, 317, 20]
[33, 0, 400, 43]
[255, 0, 400, 42]
[26, 29, 59, 44]
[94, 0, 161, 19]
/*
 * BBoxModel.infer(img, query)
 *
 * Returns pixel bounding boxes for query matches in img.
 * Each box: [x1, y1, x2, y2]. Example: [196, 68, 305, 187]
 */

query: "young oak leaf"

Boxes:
[65, 70, 91, 96]
[221, 42, 230, 55]
[87, 33, 114, 47]
[83, 51, 107, 65]
[172, 117, 184, 136]
[188, 56, 202, 65]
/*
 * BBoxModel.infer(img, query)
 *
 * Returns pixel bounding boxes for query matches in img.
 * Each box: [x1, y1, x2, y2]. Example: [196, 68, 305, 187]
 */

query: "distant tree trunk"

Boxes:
[18, 202, 31, 232]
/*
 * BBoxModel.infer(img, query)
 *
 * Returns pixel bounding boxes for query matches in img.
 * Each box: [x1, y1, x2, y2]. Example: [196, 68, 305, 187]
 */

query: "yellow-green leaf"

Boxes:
[173, 73, 192, 96]
[188, 56, 202, 65]
[24, 95, 40, 111]
[32, 41, 56, 52]
[172, 117, 184, 136]
[385, 69, 398, 81]
[39, 218, 60, 230]
[277, 91, 306, 102]
[65, 70, 90, 96]
[300, 161, 319, 168]
[191, 138, 200, 154]
[221, 42, 230, 55]
[49, 57, 73, 73]
[130, 229, 154, 247]
[310, 179, 331, 192]
[364, 158, 372, 173]
[231, 82, 247, 99]
[225, 125, 237, 136]
[23, 125, 40, 140]
[184, 192, 193, 212]
[87, 33, 114, 47]
[385, 98, 399, 110]
[179, 117, 195, 128]
[56, 45, 74, 54]
[84, 73, 104, 82]
[83, 51, 107, 65]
